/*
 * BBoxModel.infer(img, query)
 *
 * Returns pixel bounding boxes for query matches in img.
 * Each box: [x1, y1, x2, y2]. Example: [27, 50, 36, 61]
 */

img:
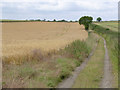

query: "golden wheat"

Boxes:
[2, 22, 88, 57]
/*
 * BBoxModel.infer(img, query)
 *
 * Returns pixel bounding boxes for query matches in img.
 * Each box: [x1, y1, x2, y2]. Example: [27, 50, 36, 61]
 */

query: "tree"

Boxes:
[53, 19, 56, 22]
[36, 19, 41, 21]
[61, 19, 66, 22]
[58, 19, 67, 22]
[97, 17, 102, 22]
[79, 16, 93, 30]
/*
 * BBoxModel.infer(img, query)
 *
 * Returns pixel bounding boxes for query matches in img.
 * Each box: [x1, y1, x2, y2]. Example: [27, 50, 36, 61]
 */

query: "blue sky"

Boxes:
[0, 0, 119, 21]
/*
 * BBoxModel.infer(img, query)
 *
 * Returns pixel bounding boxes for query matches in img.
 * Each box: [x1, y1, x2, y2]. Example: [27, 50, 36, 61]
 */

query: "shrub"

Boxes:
[65, 40, 90, 60]
[106, 28, 110, 31]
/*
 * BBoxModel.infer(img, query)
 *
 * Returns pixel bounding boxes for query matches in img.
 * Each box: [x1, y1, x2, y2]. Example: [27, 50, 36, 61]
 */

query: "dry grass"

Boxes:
[2, 22, 88, 57]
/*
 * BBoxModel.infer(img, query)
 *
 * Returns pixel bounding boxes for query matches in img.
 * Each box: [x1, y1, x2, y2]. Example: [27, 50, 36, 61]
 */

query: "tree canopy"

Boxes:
[79, 16, 93, 30]
[97, 17, 102, 22]
[53, 19, 56, 22]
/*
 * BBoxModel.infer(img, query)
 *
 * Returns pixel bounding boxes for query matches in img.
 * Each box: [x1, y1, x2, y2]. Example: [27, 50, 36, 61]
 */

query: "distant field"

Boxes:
[2, 22, 88, 57]
[94, 22, 118, 32]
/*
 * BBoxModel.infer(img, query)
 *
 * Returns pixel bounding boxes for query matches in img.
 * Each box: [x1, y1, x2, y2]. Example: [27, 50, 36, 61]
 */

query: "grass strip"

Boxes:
[72, 38, 105, 88]
[90, 23, 118, 87]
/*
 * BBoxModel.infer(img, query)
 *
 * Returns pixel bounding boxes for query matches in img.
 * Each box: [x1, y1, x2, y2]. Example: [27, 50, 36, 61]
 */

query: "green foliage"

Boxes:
[53, 19, 56, 22]
[72, 39, 105, 88]
[36, 19, 41, 21]
[57, 58, 75, 70]
[58, 19, 67, 22]
[79, 16, 93, 30]
[18, 67, 36, 78]
[30, 19, 35, 21]
[97, 17, 102, 22]
[65, 40, 90, 60]
[95, 22, 118, 32]
[75, 20, 78, 22]
[47, 77, 60, 87]
[89, 24, 118, 59]
[0, 19, 28, 22]
[57, 58, 77, 80]
[89, 24, 118, 37]
[74, 59, 81, 67]
[106, 28, 110, 31]
[90, 23, 118, 87]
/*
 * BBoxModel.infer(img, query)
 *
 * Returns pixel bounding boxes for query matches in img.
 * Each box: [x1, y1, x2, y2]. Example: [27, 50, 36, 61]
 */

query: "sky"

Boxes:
[0, 0, 119, 21]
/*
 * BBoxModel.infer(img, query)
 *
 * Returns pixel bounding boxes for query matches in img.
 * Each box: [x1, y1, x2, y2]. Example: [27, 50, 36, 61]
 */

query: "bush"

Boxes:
[65, 40, 90, 60]
[106, 28, 110, 31]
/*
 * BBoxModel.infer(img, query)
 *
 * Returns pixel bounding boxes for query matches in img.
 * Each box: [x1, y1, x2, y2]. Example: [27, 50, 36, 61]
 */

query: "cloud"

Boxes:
[1, 0, 118, 11]
[1, 0, 119, 20]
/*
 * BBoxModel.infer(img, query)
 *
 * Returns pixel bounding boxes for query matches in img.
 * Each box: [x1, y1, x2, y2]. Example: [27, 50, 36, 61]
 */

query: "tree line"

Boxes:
[27, 19, 78, 22]
[28, 17, 102, 22]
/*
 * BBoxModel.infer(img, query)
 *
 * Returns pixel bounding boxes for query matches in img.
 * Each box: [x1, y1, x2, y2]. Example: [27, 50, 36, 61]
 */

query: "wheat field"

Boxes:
[2, 22, 88, 57]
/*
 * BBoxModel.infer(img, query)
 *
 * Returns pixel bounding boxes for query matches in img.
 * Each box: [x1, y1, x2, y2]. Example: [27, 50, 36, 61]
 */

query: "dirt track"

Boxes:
[100, 37, 113, 88]
[57, 37, 98, 88]
[57, 35, 113, 88]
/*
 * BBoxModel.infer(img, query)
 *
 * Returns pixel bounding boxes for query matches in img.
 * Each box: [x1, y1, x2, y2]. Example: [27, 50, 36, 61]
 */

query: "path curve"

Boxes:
[100, 37, 113, 88]
[57, 39, 98, 88]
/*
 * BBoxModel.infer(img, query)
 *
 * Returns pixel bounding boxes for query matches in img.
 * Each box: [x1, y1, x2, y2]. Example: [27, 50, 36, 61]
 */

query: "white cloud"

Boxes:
[34, 1, 66, 11]
[1, 0, 118, 11]
[1, 0, 118, 20]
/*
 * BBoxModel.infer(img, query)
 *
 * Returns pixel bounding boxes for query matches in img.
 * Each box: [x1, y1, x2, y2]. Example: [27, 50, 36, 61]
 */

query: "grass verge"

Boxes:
[72, 38, 104, 88]
[90, 23, 118, 87]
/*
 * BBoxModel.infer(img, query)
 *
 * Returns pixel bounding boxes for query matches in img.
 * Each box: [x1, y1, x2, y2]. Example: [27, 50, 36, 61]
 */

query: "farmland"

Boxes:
[95, 21, 118, 32]
[1, 0, 118, 88]
[2, 21, 118, 88]
[2, 22, 92, 88]
[2, 22, 88, 57]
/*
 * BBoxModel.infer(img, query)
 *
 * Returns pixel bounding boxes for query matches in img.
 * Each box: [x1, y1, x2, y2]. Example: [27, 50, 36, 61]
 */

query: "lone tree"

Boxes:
[97, 17, 102, 22]
[53, 19, 56, 22]
[79, 16, 93, 30]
